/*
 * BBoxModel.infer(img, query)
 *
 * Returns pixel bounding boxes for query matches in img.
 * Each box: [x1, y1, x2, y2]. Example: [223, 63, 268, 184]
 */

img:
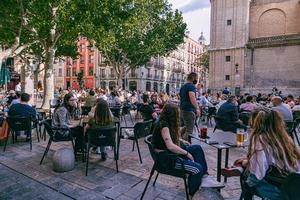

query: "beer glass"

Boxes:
[236, 128, 248, 146]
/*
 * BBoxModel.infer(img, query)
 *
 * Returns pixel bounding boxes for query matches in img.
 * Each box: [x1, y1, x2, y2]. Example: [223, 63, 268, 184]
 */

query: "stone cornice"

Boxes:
[208, 46, 246, 52]
[247, 34, 300, 48]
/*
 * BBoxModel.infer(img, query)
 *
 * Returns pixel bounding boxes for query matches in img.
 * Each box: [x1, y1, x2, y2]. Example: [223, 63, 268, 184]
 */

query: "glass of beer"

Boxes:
[236, 128, 248, 146]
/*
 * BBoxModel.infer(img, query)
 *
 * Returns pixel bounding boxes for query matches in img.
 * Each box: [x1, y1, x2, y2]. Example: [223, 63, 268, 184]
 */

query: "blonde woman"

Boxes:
[223, 108, 300, 200]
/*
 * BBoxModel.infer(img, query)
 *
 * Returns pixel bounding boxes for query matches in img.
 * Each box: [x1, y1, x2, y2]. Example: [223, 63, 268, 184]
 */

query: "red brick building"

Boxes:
[65, 37, 95, 89]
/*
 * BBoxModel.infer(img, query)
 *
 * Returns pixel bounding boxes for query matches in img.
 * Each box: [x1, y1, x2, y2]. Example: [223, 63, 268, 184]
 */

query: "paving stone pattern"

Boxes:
[0, 117, 254, 200]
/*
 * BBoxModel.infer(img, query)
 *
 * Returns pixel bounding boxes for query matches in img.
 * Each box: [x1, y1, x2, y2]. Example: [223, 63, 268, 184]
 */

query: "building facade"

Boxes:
[53, 59, 65, 89]
[209, 0, 300, 95]
[64, 37, 98, 89]
[97, 36, 206, 94]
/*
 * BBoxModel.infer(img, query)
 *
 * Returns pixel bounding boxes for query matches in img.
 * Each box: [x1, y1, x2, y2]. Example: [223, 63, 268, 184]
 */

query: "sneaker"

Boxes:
[221, 167, 243, 177]
[101, 152, 107, 161]
[201, 176, 225, 189]
[96, 147, 101, 155]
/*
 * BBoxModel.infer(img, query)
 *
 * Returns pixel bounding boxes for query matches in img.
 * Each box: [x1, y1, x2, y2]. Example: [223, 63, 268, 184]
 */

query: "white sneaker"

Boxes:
[201, 176, 225, 189]
[96, 147, 101, 154]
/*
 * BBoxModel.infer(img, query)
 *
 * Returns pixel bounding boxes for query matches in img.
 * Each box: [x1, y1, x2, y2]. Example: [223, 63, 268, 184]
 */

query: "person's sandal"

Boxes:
[221, 167, 243, 177]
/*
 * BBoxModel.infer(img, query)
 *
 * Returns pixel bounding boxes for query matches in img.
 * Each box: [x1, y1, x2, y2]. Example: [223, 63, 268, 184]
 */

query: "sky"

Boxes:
[168, 0, 211, 43]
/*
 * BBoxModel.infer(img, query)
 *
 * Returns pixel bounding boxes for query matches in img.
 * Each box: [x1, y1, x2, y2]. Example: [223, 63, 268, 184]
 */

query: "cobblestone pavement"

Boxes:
[0, 117, 251, 200]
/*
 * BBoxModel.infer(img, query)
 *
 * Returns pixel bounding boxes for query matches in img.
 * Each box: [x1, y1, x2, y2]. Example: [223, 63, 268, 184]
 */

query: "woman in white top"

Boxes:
[245, 108, 300, 200]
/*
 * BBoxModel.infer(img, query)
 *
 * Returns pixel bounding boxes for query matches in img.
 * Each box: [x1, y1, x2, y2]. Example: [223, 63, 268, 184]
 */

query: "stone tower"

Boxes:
[209, 0, 251, 94]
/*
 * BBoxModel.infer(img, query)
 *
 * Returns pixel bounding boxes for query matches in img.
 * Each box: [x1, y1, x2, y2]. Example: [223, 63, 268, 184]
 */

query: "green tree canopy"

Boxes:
[84, 0, 187, 84]
[0, 0, 92, 107]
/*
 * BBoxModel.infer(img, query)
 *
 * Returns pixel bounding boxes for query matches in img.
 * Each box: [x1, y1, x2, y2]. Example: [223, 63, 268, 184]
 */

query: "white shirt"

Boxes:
[292, 105, 300, 111]
[249, 137, 300, 180]
[15, 84, 21, 92]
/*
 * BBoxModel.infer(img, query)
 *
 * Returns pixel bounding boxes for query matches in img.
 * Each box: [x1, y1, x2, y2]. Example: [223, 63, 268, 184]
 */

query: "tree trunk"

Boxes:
[41, 49, 55, 109]
[33, 63, 40, 90]
[20, 63, 26, 93]
[117, 64, 124, 90]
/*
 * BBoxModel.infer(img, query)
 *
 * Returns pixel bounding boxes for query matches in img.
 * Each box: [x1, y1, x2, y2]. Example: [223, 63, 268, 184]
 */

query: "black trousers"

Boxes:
[70, 126, 84, 152]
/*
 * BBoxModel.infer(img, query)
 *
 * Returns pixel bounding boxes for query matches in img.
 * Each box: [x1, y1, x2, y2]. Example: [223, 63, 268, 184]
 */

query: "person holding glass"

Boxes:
[52, 92, 84, 153]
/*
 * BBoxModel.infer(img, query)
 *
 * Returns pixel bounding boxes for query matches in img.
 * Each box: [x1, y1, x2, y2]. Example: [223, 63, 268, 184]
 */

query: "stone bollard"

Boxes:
[52, 148, 75, 173]
[193, 188, 224, 200]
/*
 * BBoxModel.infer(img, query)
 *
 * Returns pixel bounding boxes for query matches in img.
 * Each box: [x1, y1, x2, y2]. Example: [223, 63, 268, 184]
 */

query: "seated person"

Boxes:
[152, 103, 223, 199]
[85, 99, 115, 160]
[150, 93, 163, 114]
[139, 94, 157, 121]
[271, 96, 293, 121]
[216, 95, 247, 133]
[292, 97, 300, 119]
[8, 93, 37, 139]
[7, 90, 17, 104]
[84, 90, 97, 107]
[215, 94, 227, 111]
[222, 108, 300, 200]
[10, 91, 21, 106]
[198, 92, 213, 108]
[108, 91, 121, 107]
[52, 93, 84, 152]
[240, 96, 257, 112]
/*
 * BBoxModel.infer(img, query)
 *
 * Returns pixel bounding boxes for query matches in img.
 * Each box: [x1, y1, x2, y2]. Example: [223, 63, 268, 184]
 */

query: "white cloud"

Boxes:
[168, 0, 211, 42]
[179, 0, 210, 13]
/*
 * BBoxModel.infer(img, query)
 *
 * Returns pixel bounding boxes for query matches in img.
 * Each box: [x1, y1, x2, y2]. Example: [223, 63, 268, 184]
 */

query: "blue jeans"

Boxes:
[247, 173, 281, 200]
[174, 145, 207, 195]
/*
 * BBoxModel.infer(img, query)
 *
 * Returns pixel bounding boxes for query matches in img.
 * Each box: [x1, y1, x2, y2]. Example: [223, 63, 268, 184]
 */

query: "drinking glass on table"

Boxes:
[236, 128, 248, 146]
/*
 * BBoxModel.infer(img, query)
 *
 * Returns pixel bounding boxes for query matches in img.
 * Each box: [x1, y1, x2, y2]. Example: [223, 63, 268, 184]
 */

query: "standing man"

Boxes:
[179, 72, 200, 140]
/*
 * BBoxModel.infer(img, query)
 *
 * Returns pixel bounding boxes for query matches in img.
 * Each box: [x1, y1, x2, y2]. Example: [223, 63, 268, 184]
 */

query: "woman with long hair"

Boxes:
[52, 92, 84, 152]
[85, 99, 115, 160]
[223, 107, 300, 200]
[152, 103, 222, 198]
[245, 108, 300, 199]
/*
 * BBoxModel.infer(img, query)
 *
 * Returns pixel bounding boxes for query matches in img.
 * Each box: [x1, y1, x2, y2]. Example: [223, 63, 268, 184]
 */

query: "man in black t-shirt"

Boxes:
[179, 72, 200, 140]
[139, 94, 157, 121]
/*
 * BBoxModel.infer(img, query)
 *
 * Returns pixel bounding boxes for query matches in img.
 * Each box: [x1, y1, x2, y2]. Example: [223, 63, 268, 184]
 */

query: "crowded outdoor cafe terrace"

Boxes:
[0, 88, 299, 200]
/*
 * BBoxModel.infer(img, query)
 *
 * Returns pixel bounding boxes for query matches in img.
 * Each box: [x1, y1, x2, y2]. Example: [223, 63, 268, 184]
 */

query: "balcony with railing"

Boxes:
[147, 74, 153, 79]
[154, 63, 164, 69]
[128, 73, 138, 78]
[154, 75, 160, 80]
[172, 66, 183, 73]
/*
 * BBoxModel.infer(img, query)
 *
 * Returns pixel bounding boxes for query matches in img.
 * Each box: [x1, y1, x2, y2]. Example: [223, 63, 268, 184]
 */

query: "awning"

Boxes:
[0, 58, 10, 85]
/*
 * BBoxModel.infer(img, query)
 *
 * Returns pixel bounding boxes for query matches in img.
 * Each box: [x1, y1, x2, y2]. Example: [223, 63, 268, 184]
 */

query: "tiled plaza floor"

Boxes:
[0, 118, 250, 200]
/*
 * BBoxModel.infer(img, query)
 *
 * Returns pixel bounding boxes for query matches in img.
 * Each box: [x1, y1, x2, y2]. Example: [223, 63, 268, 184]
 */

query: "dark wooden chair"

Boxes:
[85, 126, 118, 175]
[110, 106, 121, 119]
[40, 119, 75, 165]
[240, 171, 300, 200]
[280, 172, 300, 200]
[285, 119, 300, 145]
[4, 116, 33, 152]
[121, 104, 134, 126]
[118, 120, 152, 163]
[140, 135, 190, 200]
